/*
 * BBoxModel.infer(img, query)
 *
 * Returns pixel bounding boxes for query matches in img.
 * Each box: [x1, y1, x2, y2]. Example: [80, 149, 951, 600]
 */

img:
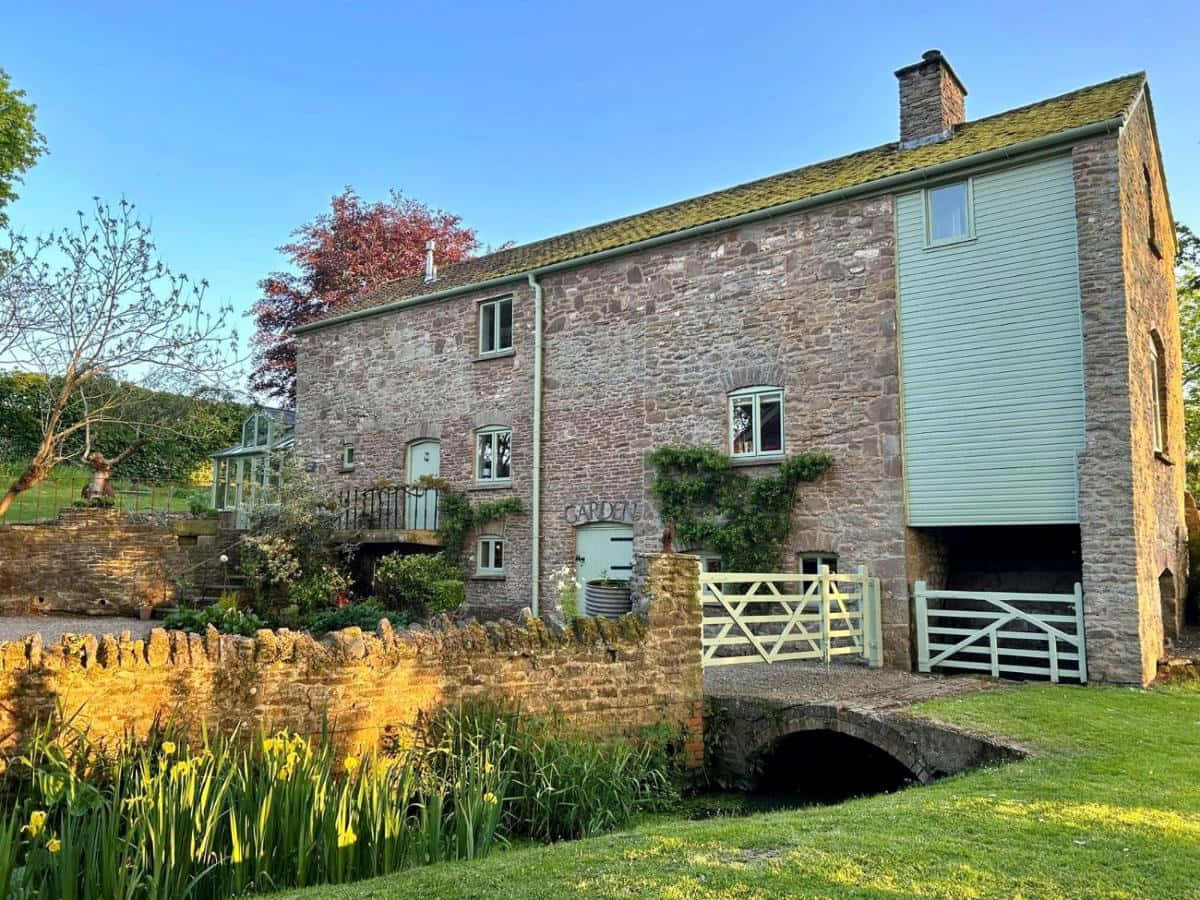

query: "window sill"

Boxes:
[471, 573, 507, 581]
[730, 455, 785, 468]
[922, 234, 977, 251]
[475, 349, 515, 362]
[1154, 450, 1174, 466]
[469, 481, 514, 491]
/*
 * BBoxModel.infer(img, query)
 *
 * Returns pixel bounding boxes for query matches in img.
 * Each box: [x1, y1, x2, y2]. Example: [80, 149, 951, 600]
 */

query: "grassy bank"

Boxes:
[282, 682, 1200, 898]
[0, 462, 201, 523]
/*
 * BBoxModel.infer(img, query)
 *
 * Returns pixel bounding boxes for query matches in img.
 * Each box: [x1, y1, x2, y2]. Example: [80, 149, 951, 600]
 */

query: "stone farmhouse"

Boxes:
[293, 51, 1185, 684]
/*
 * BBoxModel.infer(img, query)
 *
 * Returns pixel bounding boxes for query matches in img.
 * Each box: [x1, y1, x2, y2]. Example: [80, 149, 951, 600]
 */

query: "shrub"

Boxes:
[373, 552, 465, 618]
[186, 490, 214, 517]
[302, 602, 412, 634]
[287, 565, 351, 616]
[162, 601, 265, 636]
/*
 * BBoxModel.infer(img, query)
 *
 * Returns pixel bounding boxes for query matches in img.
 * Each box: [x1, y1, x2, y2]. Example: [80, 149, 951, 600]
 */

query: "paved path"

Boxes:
[704, 659, 994, 712]
[0, 616, 155, 644]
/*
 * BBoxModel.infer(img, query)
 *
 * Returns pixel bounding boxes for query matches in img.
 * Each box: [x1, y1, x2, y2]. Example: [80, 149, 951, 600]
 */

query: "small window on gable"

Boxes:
[341, 443, 356, 471]
[926, 180, 972, 244]
[1144, 165, 1162, 257]
[798, 552, 838, 576]
[730, 387, 784, 459]
[476, 427, 512, 483]
[477, 535, 505, 576]
[1150, 331, 1168, 455]
[480, 296, 513, 355]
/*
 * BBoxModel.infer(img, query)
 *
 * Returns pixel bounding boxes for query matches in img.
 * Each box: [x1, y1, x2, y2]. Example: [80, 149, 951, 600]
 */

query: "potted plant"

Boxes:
[584, 569, 632, 618]
[138, 601, 154, 621]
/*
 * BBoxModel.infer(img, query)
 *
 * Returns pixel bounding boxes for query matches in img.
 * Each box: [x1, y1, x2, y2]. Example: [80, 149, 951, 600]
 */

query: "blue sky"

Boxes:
[5, 0, 1199, 355]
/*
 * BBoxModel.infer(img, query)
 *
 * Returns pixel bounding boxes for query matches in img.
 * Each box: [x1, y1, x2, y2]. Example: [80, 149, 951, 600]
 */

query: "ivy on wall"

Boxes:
[647, 446, 832, 573]
[417, 476, 523, 569]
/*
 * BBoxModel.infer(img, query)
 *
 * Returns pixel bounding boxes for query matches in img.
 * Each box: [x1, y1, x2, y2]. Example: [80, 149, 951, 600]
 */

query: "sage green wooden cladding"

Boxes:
[897, 155, 1085, 526]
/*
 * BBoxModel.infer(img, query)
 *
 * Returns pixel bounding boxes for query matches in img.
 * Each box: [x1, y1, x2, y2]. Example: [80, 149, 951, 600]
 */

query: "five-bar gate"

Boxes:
[699, 566, 883, 668]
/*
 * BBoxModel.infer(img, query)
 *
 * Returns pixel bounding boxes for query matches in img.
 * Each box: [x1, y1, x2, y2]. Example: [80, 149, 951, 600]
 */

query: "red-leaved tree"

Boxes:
[250, 188, 481, 403]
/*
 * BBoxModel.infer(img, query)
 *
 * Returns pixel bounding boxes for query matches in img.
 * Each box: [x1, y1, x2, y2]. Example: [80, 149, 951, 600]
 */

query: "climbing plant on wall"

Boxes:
[417, 476, 524, 570]
[647, 446, 832, 573]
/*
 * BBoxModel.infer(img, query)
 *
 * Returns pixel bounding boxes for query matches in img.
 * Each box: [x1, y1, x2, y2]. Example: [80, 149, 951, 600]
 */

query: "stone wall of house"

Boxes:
[296, 282, 537, 619]
[1073, 88, 1187, 683]
[0, 553, 703, 767]
[0, 508, 184, 615]
[297, 196, 911, 664]
[1118, 93, 1188, 653]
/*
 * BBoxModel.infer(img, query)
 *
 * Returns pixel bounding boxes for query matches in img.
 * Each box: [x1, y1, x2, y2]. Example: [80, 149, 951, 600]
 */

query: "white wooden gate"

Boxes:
[700, 566, 882, 668]
[914, 582, 1087, 683]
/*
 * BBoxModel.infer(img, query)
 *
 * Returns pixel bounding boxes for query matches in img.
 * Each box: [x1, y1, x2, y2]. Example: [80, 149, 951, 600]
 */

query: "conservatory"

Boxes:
[209, 409, 294, 528]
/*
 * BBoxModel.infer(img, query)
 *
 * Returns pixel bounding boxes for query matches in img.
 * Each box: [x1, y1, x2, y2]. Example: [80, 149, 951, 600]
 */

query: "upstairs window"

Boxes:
[477, 535, 505, 576]
[479, 296, 513, 355]
[730, 388, 784, 459]
[1150, 331, 1168, 455]
[476, 427, 512, 483]
[925, 180, 972, 244]
[341, 443, 356, 471]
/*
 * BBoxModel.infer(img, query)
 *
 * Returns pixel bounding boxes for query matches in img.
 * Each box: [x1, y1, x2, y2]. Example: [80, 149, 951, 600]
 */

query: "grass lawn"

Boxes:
[0, 462, 200, 522]
[280, 681, 1200, 899]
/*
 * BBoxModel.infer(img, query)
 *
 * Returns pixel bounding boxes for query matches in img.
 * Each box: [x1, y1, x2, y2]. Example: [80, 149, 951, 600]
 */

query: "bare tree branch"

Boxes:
[0, 198, 242, 516]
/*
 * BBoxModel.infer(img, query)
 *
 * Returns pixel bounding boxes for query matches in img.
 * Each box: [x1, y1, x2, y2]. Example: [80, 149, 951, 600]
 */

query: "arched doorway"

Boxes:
[406, 440, 440, 530]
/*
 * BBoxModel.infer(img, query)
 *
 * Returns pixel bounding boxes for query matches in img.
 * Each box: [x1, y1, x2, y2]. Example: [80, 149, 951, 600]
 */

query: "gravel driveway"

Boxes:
[0, 616, 156, 644]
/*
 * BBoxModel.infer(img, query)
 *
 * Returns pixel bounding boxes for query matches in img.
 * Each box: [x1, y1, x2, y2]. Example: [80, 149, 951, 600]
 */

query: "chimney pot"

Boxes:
[424, 239, 437, 284]
[895, 50, 967, 148]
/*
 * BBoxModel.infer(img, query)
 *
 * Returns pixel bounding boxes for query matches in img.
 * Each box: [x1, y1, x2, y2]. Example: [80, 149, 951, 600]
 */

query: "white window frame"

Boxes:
[475, 427, 513, 484]
[924, 179, 975, 247]
[1150, 336, 1166, 454]
[798, 552, 839, 576]
[729, 387, 785, 460]
[341, 443, 356, 471]
[477, 534, 505, 576]
[242, 413, 272, 448]
[478, 296, 514, 356]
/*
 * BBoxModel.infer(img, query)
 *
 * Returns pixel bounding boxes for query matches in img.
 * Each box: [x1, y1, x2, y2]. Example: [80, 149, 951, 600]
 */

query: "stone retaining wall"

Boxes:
[0, 554, 704, 765]
[0, 508, 184, 615]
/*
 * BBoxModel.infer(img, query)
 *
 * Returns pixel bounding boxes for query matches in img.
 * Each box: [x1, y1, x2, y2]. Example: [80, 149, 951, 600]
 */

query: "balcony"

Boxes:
[336, 486, 442, 545]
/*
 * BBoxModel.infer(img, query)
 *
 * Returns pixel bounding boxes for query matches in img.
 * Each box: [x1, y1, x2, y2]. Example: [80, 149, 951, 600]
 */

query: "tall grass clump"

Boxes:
[0, 705, 680, 897]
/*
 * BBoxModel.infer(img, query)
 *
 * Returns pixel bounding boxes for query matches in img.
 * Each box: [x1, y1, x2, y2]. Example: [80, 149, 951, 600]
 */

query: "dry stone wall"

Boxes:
[0, 554, 704, 766]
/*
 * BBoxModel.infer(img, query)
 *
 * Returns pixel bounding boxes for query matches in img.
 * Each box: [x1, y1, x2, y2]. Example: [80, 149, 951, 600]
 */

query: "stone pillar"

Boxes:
[645, 552, 704, 769]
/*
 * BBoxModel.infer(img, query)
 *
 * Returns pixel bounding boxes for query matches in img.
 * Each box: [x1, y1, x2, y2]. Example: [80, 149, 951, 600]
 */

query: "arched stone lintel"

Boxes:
[749, 706, 931, 783]
[721, 363, 784, 394]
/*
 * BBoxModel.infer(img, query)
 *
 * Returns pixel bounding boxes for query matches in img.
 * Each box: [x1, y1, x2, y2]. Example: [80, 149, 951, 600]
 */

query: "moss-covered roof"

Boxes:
[324, 72, 1144, 322]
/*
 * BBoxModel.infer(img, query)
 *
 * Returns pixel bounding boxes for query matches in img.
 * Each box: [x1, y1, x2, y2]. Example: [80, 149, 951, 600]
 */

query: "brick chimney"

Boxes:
[895, 49, 967, 148]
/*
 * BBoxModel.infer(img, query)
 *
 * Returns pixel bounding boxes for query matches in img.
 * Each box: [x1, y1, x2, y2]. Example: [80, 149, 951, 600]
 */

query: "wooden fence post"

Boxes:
[1073, 582, 1087, 684]
[819, 564, 831, 663]
[914, 580, 930, 673]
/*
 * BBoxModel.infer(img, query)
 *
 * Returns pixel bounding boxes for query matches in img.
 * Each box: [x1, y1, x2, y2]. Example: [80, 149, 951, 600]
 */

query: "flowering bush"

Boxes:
[240, 462, 355, 614]
[551, 564, 580, 620]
